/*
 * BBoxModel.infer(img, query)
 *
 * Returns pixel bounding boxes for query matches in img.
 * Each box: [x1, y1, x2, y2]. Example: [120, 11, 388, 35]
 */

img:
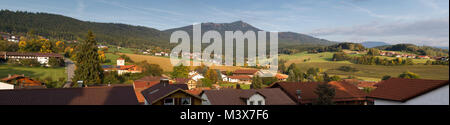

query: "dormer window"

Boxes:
[258, 100, 262, 105]
[249, 101, 254, 105]
[164, 98, 174, 105]
[181, 97, 191, 105]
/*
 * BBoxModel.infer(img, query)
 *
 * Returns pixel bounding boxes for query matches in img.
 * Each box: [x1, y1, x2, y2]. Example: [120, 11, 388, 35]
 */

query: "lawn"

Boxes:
[106, 46, 137, 54]
[280, 52, 350, 65]
[294, 62, 449, 81]
[0, 64, 66, 81]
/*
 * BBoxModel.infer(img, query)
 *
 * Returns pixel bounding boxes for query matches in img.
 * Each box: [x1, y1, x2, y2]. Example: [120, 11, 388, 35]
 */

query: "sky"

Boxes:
[0, 0, 448, 47]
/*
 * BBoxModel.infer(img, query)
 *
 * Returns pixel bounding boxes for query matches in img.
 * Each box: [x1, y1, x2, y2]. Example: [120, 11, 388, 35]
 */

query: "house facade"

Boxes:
[1, 52, 63, 66]
[0, 82, 14, 90]
[1, 74, 45, 89]
[368, 78, 449, 105]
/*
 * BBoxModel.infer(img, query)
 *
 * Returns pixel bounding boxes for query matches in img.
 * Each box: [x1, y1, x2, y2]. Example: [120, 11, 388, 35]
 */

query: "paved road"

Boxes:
[63, 58, 75, 88]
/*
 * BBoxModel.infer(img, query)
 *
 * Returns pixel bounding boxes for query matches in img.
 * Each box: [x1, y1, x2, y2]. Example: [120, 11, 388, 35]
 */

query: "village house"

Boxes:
[133, 76, 169, 104]
[227, 75, 252, 84]
[342, 79, 377, 90]
[275, 73, 289, 81]
[270, 81, 371, 105]
[0, 74, 45, 89]
[1, 34, 20, 43]
[102, 58, 142, 75]
[0, 85, 139, 105]
[97, 45, 108, 49]
[417, 55, 430, 59]
[200, 88, 296, 105]
[1, 52, 63, 66]
[233, 69, 259, 77]
[141, 79, 202, 105]
[257, 70, 277, 77]
[368, 78, 449, 105]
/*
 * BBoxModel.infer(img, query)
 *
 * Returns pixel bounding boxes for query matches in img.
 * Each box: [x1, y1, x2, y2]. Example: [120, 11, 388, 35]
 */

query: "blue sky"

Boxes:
[0, 0, 448, 46]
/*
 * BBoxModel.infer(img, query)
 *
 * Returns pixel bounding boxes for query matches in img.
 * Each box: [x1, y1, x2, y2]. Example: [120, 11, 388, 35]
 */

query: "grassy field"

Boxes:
[106, 46, 137, 54]
[280, 51, 435, 65]
[0, 64, 66, 81]
[122, 53, 256, 72]
[280, 51, 448, 81]
[294, 62, 449, 81]
[280, 52, 350, 65]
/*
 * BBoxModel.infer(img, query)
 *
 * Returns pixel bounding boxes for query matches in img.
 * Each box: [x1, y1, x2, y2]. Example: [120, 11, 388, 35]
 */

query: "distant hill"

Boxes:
[164, 21, 335, 49]
[375, 44, 448, 57]
[1, 10, 335, 51]
[0, 10, 170, 49]
[361, 41, 390, 48]
[433, 46, 449, 50]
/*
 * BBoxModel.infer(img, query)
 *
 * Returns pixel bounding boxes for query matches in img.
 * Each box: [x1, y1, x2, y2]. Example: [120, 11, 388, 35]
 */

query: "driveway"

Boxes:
[63, 58, 75, 88]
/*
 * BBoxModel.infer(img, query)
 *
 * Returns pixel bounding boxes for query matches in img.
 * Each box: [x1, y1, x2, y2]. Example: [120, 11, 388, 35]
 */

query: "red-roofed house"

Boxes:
[227, 75, 252, 84]
[368, 78, 449, 105]
[0, 74, 45, 89]
[232, 69, 259, 77]
[133, 76, 168, 104]
[270, 81, 371, 105]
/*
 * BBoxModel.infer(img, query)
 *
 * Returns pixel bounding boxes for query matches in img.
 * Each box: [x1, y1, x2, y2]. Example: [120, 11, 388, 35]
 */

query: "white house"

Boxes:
[0, 82, 14, 90]
[189, 72, 204, 82]
[4, 52, 63, 66]
[368, 78, 449, 105]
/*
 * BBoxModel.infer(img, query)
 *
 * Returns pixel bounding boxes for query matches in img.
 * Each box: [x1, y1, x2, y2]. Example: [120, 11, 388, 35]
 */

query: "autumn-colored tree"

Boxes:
[55, 40, 65, 52]
[40, 39, 53, 53]
[205, 69, 219, 84]
[98, 50, 106, 63]
[18, 40, 27, 52]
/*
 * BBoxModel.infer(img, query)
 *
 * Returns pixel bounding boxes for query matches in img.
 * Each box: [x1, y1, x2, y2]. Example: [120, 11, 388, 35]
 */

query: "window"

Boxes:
[164, 98, 174, 105]
[181, 97, 191, 105]
[258, 100, 262, 105]
[249, 101, 254, 105]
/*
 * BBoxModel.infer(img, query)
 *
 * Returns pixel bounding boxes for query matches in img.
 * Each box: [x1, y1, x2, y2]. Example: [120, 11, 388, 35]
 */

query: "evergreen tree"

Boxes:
[287, 70, 297, 82]
[251, 75, 263, 89]
[73, 31, 104, 86]
[313, 83, 335, 105]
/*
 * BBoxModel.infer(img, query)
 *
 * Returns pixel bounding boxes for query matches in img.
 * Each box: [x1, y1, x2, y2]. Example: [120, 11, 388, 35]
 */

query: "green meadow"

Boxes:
[280, 52, 448, 81]
[0, 64, 66, 81]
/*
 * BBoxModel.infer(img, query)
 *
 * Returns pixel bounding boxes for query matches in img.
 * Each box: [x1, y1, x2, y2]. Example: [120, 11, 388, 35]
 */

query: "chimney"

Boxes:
[160, 78, 169, 87]
[236, 84, 241, 89]
[296, 89, 302, 99]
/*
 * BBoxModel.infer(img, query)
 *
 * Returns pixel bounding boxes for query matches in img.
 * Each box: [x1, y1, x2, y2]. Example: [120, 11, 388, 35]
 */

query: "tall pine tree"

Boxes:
[73, 31, 104, 86]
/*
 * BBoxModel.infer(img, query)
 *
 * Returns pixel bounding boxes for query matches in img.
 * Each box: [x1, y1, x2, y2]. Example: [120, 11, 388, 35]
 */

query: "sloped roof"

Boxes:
[233, 69, 259, 74]
[228, 75, 252, 80]
[201, 88, 296, 105]
[270, 81, 368, 104]
[0, 85, 139, 105]
[5, 52, 63, 58]
[140, 83, 192, 104]
[135, 76, 168, 82]
[368, 78, 449, 102]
